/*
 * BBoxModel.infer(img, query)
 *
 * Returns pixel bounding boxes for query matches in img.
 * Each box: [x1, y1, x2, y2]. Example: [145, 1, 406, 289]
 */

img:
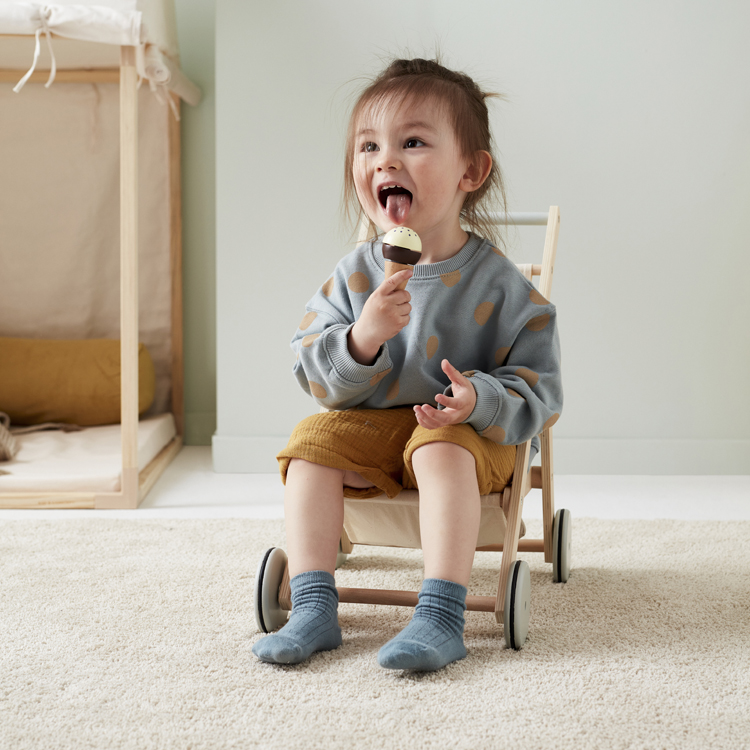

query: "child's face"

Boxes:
[353, 96, 470, 238]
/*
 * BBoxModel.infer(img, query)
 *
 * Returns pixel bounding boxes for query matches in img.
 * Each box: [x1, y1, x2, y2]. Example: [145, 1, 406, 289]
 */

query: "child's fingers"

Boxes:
[414, 403, 458, 429]
[434, 392, 458, 409]
[383, 269, 413, 291]
[414, 405, 441, 429]
[441, 359, 468, 386]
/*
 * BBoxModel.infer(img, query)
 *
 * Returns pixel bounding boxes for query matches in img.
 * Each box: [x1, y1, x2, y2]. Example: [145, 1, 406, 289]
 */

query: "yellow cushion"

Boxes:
[0, 338, 156, 426]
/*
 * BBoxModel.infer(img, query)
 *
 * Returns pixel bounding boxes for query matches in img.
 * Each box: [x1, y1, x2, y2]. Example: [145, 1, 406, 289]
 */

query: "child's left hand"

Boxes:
[414, 359, 477, 430]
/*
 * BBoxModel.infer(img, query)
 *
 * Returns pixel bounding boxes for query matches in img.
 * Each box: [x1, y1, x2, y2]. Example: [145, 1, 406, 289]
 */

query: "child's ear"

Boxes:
[460, 151, 492, 192]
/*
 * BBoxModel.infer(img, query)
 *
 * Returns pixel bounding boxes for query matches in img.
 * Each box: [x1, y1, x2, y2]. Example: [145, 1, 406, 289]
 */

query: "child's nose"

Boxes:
[376, 145, 402, 171]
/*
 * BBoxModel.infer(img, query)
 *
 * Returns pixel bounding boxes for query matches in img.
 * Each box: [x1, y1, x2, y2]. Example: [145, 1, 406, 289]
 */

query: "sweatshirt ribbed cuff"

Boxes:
[438, 373, 500, 433]
[324, 324, 392, 385]
[464, 374, 501, 433]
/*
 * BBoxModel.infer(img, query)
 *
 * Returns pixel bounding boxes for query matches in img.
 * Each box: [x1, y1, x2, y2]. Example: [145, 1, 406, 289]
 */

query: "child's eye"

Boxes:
[405, 138, 425, 148]
[361, 142, 378, 153]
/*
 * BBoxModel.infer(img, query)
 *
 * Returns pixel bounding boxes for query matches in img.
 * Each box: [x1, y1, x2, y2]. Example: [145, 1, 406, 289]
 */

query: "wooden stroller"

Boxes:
[254, 207, 568, 650]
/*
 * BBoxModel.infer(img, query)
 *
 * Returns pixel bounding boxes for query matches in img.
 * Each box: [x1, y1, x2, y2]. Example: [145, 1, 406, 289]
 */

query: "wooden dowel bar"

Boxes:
[0, 69, 120, 84]
[516, 263, 542, 276]
[336, 587, 495, 612]
[476, 539, 545, 553]
[337, 587, 417, 608]
[489, 212, 549, 226]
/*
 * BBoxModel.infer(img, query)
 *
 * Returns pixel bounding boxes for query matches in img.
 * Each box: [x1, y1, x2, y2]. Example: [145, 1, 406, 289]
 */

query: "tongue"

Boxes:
[385, 192, 411, 224]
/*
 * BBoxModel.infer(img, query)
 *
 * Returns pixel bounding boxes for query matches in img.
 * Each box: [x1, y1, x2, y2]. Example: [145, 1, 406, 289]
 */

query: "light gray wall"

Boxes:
[175, 0, 216, 445]
[214, 0, 750, 474]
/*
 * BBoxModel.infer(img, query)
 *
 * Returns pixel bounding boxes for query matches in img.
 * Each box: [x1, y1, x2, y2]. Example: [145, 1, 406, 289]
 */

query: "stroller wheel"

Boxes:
[253, 547, 290, 633]
[552, 508, 572, 583]
[504, 559, 530, 650]
[335, 541, 348, 569]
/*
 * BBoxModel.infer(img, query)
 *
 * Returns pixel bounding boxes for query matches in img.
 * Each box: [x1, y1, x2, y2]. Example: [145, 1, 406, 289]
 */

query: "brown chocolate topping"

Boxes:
[382, 243, 422, 265]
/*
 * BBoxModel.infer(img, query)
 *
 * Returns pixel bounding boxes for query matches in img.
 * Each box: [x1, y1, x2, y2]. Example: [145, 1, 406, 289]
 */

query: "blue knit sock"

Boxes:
[378, 578, 468, 671]
[252, 570, 342, 665]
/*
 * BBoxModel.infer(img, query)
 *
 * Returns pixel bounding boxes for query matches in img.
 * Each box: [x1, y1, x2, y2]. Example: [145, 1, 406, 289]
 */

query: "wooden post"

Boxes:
[119, 45, 139, 508]
[168, 93, 185, 438]
[538, 206, 560, 303]
[538, 207, 560, 560]
[541, 427, 555, 562]
[95, 46, 139, 511]
[494, 439, 531, 624]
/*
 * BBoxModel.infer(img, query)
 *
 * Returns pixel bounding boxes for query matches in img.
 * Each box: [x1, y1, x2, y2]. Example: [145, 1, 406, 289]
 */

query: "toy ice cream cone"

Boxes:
[382, 227, 422, 290]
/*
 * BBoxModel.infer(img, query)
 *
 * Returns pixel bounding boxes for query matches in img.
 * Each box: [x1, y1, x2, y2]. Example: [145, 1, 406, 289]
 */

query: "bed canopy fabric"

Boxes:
[0, 1, 200, 106]
[0, 0, 200, 508]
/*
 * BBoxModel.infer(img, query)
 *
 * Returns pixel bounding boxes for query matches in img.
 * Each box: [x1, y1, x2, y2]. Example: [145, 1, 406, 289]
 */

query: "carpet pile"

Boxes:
[1, 518, 749, 749]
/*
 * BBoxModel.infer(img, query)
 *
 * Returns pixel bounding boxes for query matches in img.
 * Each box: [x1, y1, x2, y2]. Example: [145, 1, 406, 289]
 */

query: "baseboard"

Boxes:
[211, 435, 750, 475]
[184, 412, 217, 446]
[552, 438, 750, 475]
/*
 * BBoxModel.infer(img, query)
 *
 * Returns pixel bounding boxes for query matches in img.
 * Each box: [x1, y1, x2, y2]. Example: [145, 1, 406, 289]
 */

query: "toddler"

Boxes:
[253, 57, 563, 671]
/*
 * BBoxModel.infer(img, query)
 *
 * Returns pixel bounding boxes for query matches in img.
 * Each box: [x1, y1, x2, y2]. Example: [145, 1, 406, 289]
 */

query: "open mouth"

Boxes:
[379, 185, 412, 223]
[378, 185, 412, 208]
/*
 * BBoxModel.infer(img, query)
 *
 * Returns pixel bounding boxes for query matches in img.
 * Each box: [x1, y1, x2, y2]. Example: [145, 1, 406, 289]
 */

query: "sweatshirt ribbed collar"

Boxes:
[371, 232, 485, 279]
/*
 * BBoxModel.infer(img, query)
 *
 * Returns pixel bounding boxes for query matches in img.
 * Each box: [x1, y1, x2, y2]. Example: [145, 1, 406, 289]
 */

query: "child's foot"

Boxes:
[252, 570, 342, 665]
[378, 578, 467, 671]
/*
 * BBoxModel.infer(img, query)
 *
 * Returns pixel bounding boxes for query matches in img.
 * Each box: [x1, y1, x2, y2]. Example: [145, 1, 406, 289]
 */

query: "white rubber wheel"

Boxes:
[552, 508, 572, 583]
[503, 559, 531, 650]
[253, 547, 289, 633]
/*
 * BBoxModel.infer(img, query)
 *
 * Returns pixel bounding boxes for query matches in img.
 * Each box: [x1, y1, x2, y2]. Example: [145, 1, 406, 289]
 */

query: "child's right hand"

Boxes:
[348, 269, 412, 365]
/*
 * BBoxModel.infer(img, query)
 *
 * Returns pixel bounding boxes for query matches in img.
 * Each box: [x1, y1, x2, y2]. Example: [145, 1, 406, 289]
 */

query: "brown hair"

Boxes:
[342, 57, 508, 247]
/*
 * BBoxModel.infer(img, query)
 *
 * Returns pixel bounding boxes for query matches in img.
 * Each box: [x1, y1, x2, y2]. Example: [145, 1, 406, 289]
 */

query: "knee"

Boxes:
[408, 441, 480, 497]
[410, 441, 476, 472]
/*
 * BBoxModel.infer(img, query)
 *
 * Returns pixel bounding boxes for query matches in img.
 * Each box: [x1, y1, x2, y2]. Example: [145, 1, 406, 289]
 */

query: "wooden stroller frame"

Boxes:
[0, 45, 184, 510]
[275, 207, 562, 629]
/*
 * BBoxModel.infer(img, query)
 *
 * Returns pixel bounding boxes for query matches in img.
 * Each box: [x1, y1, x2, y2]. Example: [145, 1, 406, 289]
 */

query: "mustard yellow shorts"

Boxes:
[276, 407, 517, 500]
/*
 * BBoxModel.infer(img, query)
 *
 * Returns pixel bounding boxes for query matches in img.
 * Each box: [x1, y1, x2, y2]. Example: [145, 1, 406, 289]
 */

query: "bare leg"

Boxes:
[377, 441, 478, 671]
[253, 459, 372, 664]
[284, 458, 374, 578]
[411, 442, 481, 587]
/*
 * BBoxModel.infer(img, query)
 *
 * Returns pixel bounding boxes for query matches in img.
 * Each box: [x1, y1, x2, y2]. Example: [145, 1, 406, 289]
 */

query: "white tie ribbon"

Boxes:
[13, 6, 57, 93]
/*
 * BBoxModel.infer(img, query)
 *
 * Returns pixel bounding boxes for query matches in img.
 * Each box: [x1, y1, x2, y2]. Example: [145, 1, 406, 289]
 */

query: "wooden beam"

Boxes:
[0, 492, 96, 509]
[138, 436, 182, 502]
[168, 93, 185, 437]
[0, 68, 120, 84]
[119, 46, 139, 509]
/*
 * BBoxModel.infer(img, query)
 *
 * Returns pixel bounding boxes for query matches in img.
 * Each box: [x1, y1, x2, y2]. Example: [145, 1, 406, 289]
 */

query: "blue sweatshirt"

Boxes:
[291, 233, 563, 464]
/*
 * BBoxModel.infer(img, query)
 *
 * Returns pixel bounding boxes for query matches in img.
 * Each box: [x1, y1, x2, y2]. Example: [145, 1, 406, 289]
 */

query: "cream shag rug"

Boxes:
[1, 518, 749, 750]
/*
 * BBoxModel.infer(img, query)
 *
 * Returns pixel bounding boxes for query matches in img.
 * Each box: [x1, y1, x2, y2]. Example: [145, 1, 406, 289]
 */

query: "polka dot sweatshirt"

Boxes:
[292, 233, 562, 461]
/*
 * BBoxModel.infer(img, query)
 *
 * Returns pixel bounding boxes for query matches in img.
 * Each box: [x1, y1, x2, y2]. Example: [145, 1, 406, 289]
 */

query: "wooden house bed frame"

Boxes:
[0, 31, 195, 509]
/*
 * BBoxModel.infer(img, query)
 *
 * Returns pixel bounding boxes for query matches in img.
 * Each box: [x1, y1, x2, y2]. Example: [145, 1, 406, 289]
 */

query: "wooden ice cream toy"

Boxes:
[382, 227, 422, 290]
